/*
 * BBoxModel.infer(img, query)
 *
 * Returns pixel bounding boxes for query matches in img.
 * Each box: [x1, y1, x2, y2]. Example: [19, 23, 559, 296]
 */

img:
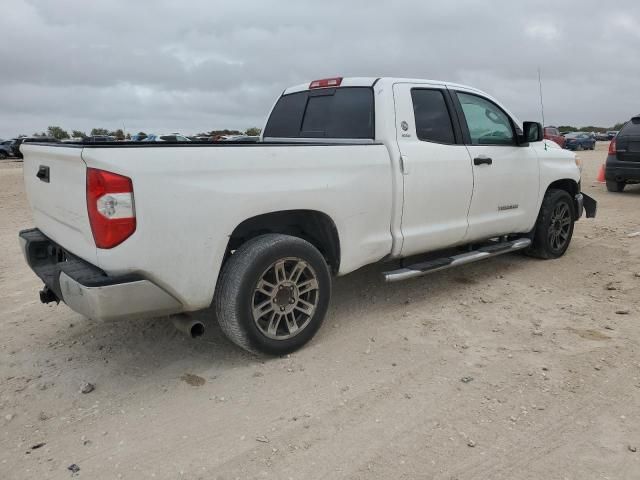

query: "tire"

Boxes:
[0, 152, 6, 160]
[214, 234, 331, 355]
[527, 189, 575, 259]
[606, 180, 625, 192]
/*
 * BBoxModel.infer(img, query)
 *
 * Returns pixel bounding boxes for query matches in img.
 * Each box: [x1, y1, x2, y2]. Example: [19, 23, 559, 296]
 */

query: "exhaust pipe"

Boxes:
[171, 314, 205, 338]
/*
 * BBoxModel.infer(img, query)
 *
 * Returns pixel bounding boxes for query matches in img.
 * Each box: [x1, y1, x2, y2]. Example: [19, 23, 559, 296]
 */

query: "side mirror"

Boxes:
[522, 121, 543, 144]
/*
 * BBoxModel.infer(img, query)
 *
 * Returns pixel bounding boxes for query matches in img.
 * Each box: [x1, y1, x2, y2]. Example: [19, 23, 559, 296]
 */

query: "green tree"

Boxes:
[245, 127, 262, 136]
[71, 130, 87, 139]
[110, 129, 125, 140]
[47, 126, 69, 140]
[136, 131, 147, 140]
[612, 122, 626, 131]
[90, 128, 110, 136]
[32, 131, 46, 137]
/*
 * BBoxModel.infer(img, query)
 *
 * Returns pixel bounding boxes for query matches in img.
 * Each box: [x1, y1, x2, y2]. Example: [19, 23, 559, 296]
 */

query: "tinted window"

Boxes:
[457, 92, 515, 145]
[410, 89, 455, 144]
[620, 118, 640, 136]
[264, 87, 374, 139]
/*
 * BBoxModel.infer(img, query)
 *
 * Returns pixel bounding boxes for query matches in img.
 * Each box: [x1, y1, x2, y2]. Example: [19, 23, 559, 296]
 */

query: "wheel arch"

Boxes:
[225, 210, 341, 274]
[544, 178, 580, 219]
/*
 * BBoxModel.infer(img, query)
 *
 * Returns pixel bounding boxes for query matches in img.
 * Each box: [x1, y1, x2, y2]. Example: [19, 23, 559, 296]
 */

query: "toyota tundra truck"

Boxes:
[18, 77, 597, 355]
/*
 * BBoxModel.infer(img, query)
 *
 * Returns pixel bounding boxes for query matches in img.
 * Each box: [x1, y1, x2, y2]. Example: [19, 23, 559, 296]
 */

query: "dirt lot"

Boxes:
[1, 143, 639, 480]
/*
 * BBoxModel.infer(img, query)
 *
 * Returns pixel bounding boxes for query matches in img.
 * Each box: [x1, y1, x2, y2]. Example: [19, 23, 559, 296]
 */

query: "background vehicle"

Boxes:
[142, 133, 191, 142]
[564, 132, 596, 150]
[221, 135, 260, 143]
[84, 135, 117, 142]
[607, 131, 619, 140]
[543, 126, 565, 148]
[605, 114, 640, 192]
[18, 77, 596, 355]
[12, 136, 59, 158]
[0, 140, 13, 159]
[595, 132, 609, 141]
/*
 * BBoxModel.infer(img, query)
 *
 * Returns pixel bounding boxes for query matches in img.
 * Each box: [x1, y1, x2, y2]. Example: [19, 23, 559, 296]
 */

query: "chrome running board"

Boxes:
[383, 238, 532, 282]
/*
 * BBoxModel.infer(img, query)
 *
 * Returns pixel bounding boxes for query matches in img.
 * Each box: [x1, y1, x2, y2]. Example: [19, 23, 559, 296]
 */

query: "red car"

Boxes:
[543, 126, 565, 148]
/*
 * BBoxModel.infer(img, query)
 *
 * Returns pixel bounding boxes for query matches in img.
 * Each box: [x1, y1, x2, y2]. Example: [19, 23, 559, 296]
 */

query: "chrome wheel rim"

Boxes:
[548, 202, 571, 251]
[252, 257, 319, 340]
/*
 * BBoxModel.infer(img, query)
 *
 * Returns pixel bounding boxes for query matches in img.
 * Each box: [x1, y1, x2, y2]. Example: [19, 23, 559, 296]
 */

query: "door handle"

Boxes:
[400, 154, 409, 175]
[473, 156, 492, 166]
[36, 165, 50, 183]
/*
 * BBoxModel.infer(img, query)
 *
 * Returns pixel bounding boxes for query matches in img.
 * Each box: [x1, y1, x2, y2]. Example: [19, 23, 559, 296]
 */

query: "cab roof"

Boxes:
[282, 76, 490, 98]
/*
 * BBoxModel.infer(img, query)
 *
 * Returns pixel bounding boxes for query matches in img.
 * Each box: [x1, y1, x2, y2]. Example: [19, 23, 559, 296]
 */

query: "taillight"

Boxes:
[86, 168, 136, 249]
[309, 77, 342, 89]
[608, 138, 617, 155]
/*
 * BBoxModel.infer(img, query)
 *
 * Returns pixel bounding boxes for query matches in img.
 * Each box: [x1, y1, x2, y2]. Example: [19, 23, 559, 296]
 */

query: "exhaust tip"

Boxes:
[190, 322, 205, 338]
[172, 314, 205, 339]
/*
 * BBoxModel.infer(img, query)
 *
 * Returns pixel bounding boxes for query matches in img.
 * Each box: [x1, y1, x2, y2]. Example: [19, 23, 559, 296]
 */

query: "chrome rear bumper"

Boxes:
[19, 228, 182, 321]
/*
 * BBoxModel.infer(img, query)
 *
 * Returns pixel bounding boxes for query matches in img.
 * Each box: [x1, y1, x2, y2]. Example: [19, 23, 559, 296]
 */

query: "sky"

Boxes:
[1, 0, 639, 139]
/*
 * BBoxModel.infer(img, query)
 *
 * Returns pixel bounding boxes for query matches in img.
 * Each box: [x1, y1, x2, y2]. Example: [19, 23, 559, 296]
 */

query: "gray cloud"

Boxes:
[1, 0, 639, 138]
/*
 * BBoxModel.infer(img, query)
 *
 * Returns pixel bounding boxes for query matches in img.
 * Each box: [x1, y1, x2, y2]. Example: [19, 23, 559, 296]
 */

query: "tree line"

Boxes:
[28, 126, 263, 140]
[557, 122, 626, 134]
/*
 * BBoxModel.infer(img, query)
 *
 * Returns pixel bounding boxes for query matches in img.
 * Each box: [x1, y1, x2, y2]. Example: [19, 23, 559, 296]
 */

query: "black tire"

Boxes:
[214, 234, 331, 355]
[527, 189, 575, 259]
[606, 180, 625, 192]
[0, 151, 7, 160]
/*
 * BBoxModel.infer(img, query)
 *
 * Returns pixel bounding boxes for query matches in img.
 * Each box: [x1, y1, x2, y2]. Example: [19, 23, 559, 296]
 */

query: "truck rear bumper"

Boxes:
[19, 228, 182, 321]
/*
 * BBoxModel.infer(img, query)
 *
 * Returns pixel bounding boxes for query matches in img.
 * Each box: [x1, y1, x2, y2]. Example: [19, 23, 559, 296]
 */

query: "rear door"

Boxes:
[616, 117, 640, 162]
[451, 89, 539, 240]
[393, 83, 474, 256]
[22, 144, 97, 263]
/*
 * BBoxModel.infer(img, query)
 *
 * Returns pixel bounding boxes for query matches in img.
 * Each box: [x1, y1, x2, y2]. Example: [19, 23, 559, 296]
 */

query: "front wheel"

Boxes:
[527, 189, 575, 259]
[214, 234, 331, 355]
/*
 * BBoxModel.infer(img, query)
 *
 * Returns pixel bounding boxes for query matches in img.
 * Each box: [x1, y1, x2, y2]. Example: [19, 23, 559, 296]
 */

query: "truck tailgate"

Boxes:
[22, 144, 97, 264]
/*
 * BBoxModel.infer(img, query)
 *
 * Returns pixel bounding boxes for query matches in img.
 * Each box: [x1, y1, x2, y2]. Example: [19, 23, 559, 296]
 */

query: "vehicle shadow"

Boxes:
[60, 249, 535, 381]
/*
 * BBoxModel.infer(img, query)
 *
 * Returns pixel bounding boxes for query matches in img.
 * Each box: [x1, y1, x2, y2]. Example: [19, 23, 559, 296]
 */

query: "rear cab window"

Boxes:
[264, 87, 374, 139]
[410, 89, 456, 144]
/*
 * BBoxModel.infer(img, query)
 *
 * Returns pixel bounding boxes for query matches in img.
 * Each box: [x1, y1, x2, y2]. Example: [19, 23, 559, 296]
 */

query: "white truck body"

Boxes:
[19, 77, 595, 353]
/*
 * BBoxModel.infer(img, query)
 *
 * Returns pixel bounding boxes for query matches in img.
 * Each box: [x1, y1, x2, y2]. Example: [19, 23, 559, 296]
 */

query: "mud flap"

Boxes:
[582, 193, 597, 218]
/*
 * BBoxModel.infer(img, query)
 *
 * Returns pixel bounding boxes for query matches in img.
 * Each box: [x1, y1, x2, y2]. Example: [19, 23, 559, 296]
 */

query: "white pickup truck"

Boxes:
[19, 77, 596, 355]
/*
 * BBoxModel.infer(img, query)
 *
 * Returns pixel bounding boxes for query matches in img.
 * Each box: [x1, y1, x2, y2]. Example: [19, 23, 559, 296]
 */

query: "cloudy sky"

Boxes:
[2, 0, 639, 138]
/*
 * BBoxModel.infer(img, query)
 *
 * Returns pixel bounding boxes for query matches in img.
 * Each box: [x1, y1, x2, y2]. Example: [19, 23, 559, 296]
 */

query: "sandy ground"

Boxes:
[0, 142, 639, 480]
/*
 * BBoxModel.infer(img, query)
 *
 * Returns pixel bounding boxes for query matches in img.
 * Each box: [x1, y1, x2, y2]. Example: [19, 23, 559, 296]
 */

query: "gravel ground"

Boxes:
[0, 142, 639, 479]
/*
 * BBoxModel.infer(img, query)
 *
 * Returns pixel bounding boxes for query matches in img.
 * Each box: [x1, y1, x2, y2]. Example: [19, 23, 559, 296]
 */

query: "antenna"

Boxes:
[537, 67, 546, 125]
[537, 67, 547, 150]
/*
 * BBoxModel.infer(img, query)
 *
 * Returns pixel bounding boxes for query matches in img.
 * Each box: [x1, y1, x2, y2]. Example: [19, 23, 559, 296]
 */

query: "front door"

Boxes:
[451, 89, 540, 241]
[393, 83, 474, 257]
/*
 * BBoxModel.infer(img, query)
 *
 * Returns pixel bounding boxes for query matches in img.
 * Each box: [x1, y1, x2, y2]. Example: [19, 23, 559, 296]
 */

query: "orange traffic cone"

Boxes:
[596, 163, 605, 183]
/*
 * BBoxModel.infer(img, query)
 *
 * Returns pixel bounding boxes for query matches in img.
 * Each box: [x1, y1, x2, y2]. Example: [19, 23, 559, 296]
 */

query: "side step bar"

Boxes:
[383, 238, 532, 282]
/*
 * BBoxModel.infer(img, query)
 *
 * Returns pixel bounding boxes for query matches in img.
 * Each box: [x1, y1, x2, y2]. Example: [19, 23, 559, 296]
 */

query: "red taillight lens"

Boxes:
[86, 168, 136, 249]
[608, 138, 617, 155]
[309, 77, 342, 89]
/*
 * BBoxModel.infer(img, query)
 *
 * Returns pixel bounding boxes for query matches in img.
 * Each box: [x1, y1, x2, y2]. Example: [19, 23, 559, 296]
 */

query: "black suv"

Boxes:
[11, 136, 59, 159]
[605, 116, 640, 192]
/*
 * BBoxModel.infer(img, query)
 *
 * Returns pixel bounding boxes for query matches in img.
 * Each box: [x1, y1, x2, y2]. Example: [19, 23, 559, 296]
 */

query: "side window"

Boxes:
[456, 92, 515, 146]
[410, 89, 455, 144]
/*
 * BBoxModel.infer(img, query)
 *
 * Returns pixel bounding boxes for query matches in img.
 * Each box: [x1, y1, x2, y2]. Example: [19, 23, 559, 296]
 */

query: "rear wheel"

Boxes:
[606, 180, 625, 192]
[0, 151, 7, 160]
[527, 189, 575, 259]
[214, 234, 331, 355]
